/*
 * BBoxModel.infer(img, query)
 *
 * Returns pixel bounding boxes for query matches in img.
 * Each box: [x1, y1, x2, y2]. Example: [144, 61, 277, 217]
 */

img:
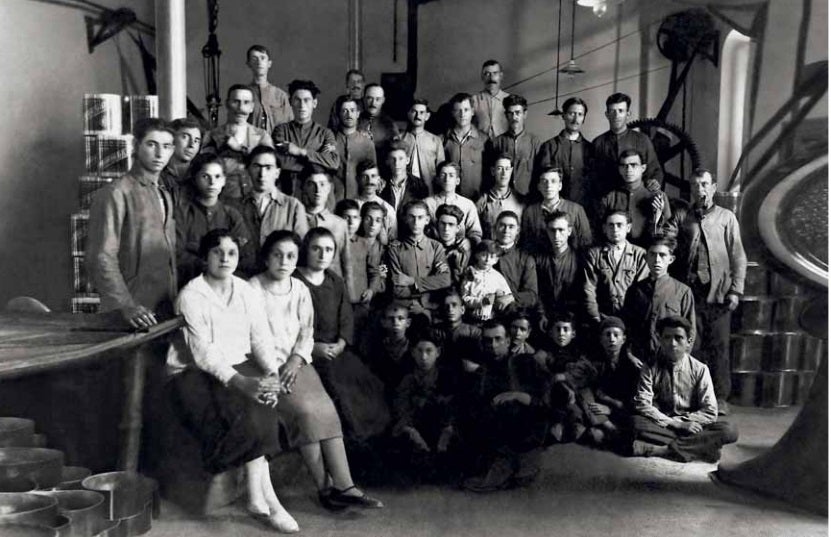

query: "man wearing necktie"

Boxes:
[673, 169, 747, 415]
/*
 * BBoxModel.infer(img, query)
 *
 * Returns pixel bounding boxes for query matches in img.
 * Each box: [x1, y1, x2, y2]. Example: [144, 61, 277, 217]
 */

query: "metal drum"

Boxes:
[733, 296, 775, 331]
[0, 476, 38, 493]
[794, 371, 816, 405]
[0, 493, 60, 527]
[54, 468, 92, 492]
[81, 473, 155, 521]
[35, 490, 106, 537]
[0, 419, 36, 448]
[743, 262, 769, 296]
[769, 271, 803, 296]
[772, 296, 806, 331]
[731, 372, 759, 407]
[801, 336, 827, 371]
[730, 331, 767, 371]
[765, 332, 804, 371]
[760, 371, 798, 407]
[0, 449, 64, 489]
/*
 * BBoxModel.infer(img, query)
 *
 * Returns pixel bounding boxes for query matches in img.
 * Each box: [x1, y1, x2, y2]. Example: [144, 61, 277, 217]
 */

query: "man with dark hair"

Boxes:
[534, 210, 583, 325]
[631, 315, 738, 462]
[460, 319, 551, 492]
[359, 83, 400, 167]
[486, 94, 541, 196]
[475, 153, 524, 239]
[536, 96, 594, 207]
[401, 98, 445, 189]
[583, 209, 649, 323]
[272, 79, 340, 200]
[379, 141, 430, 215]
[202, 84, 274, 202]
[246, 44, 293, 133]
[443, 92, 487, 198]
[674, 168, 747, 415]
[622, 235, 696, 362]
[592, 92, 662, 196]
[160, 117, 203, 202]
[328, 69, 366, 132]
[598, 149, 671, 248]
[333, 96, 376, 200]
[87, 117, 177, 324]
[470, 59, 511, 139]
[520, 167, 592, 255]
[493, 210, 538, 309]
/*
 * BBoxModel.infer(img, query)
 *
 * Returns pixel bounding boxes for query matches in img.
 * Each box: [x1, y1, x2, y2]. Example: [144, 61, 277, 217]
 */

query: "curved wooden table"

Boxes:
[0, 312, 183, 471]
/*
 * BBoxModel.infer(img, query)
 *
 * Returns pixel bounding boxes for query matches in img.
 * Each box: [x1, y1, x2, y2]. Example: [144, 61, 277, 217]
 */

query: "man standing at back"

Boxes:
[246, 44, 293, 133]
[487, 94, 541, 196]
[359, 83, 401, 169]
[87, 118, 177, 325]
[444, 93, 487, 199]
[592, 93, 662, 197]
[328, 69, 366, 132]
[471, 60, 511, 140]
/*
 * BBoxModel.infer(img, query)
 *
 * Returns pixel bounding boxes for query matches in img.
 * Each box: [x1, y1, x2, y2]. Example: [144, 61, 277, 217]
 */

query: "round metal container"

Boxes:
[772, 296, 806, 331]
[801, 336, 826, 371]
[1, 525, 58, 537]
[731, 372, 758, 407]
[119, 501, 151, 537]
[0, 493, 60, 527]
[794, 371, 816, 405]
[765, 332, 804, 371]
[92, 519, 124, 537]
[0, 419, 36, 448]
[0, 449, 64, 489]
[81, 473, 154, 521]
[50, 514, 71, 537]
[743, 262, 769, 296]
[769, 271, 803, 296]
[53, 468, 92, 492]
[760, 371, 798, 407]
[730, 331, 767, 371]
[0, 476, 38, 493]
[34, 490, 106, 537]
[732, 296, 775, 332]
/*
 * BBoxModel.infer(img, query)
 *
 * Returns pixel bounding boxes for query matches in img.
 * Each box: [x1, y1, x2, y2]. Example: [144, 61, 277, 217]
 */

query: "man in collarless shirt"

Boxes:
[476, 154, 525, 240]
[443, 93, 486, 199]
[493, 211, 538, 309]
[400, 99, 444, 191]
[486, 94, 541, 196]
[246, 44, 294, 133]
[333, 96, 376, 200]
[471, 59, 511, 140]
[328, 69, 366, 132]
[159, 117, 202, 205]
[359, 83, 401, 172]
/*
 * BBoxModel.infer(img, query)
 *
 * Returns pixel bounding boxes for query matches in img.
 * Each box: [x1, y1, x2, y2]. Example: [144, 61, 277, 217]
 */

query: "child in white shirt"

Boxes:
[461, 240, 514, 321]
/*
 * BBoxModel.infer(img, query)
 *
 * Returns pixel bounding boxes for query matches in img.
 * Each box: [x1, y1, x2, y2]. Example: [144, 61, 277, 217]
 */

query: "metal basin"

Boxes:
[92, 519, 124, 537]
[54, 468, 92, 491]
[0, 419, 35, 448]
[0, 476, 39, 493]
[120, 501, 152, 537]
[50, 514, 71, 537]
[35, 490, 106, 537]
[0, 492, 60, 526]
[0, 449, 63, 489]
[1, 525, 58, 537]
[81, 473, 155, 520]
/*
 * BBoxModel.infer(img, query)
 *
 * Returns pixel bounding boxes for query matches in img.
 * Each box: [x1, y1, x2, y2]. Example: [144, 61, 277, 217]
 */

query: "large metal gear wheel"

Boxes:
[628, 117, 703, 196]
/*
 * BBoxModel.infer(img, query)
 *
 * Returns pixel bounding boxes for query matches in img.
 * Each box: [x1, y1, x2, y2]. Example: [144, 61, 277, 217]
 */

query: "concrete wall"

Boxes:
[0, 0, 154, 310]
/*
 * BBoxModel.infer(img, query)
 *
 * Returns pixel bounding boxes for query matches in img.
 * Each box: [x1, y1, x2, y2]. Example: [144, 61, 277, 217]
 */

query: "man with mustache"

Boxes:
[672, 169, 746, 415]
[486, 94, 541, 197]
[471, 59, 512, 140]
[358, 83, 401, 170]
[536, 97, 594, 208]
[328, 69, 366, 132]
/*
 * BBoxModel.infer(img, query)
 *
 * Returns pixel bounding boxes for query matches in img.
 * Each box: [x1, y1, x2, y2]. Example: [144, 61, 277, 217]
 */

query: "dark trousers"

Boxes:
[632, 416, 739, 462]
[694, 301, 732, 401]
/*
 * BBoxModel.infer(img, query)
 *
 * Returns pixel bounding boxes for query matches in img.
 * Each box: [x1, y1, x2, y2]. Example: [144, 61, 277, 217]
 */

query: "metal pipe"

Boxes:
[155, 0, 187, 120]
[348, 0, 362, 70]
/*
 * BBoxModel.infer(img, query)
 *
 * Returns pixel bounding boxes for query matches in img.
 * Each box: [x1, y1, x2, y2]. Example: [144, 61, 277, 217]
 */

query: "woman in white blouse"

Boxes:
[167, 229, 299, 533]
[249, 230, 383, 510]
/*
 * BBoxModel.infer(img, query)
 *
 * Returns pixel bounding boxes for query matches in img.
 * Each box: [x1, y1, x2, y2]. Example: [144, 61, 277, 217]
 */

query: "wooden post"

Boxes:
[118, 346, 148, 471]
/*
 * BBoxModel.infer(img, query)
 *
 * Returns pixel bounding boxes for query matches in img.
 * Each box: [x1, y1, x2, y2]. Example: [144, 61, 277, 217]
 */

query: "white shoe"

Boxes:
[267, 508, 299, 534]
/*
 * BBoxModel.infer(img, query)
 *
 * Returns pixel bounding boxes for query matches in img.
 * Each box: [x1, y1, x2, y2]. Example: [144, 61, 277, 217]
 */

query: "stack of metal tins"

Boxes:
[72, 95, 158, 313]
[730, 263, 824, 407]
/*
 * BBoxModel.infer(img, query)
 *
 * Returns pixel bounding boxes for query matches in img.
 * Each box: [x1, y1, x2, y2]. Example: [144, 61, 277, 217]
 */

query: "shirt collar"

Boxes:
[557, 129, 585, 142]
[403, 235, 426, 249]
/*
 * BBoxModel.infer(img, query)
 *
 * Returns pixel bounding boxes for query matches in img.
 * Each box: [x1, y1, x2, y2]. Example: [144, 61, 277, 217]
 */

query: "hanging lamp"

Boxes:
[547, 0, 564, 116]
[559, 1, 584, 76]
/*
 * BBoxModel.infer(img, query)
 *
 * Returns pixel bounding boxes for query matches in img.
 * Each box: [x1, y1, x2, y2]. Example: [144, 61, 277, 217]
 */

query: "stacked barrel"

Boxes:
[731, 262, 825, 407]
[0, 417, 158, 537]
[72, 95, 158, 313]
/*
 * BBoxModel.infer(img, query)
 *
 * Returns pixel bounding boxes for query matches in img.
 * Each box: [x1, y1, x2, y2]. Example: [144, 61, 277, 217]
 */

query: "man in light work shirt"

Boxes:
[444, 92, 486, 199]
[400, 98, 444, 191]
[246, 44, 293, 133]
[592, 92, 662, 196]
[487, 94, 541, 196]
[272, 79, 340, 200]
[334, 96, 376, 200]
[328, 69, 366, 132]
[471, 59, 511, 139]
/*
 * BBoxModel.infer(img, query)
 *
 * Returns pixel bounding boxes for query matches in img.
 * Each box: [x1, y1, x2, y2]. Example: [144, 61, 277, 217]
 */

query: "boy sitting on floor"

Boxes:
[361, 300, 413, 400]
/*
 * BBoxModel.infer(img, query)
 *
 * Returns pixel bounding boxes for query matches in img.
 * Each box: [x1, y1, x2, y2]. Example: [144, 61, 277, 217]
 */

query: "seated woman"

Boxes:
[293, 227, 391, 447]
[248, 230, 383, 510]
[166, 229, 298, 533]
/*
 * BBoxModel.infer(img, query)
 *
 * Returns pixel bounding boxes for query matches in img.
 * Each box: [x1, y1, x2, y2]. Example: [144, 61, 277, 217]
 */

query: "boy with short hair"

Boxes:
[622, 235, 696, 363]
[492, 210, 538, 309]
[424, 161, 483, 245]
[535, 210, 583, 326]
[431, 288, 483, 376]
[355, 160, 397, 241]
[160, 117, 203, 203]
[461, 240, 515, 322]
[391, 331, 459, 479]
[387, 200, 452, 312]
[434, 204, 471, 285]
[245, 44, 293, 133]
[338, 200, 387, 328]
[475, 153, 525, 239]
[362, 300, 413, 397]
[380, 141, 430, 214]
[509, 308, 535, 356]
[583, 209, 649, 323]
